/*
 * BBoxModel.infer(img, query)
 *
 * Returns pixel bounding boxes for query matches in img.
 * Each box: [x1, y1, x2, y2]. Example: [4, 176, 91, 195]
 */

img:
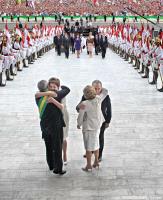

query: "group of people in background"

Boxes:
[35, 78, 112, 175]
[54, 31, 109, 59]
[0, 21, 55, 86]
[0, 0, 161, 16]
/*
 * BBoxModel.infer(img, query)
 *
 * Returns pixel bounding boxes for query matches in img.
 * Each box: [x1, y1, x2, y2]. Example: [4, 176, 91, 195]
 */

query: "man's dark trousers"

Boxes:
[57, 45, 61, 56]
[44, 127, 63, 172]
[65, 48, 69, 58]
[44, 134, 54, 170]
[99, 122, 106, 158]
[101, 48, 106, 58]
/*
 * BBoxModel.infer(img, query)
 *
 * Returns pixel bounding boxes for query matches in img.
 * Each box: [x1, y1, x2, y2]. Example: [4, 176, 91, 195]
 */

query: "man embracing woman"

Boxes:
[76, 80, 112, 172]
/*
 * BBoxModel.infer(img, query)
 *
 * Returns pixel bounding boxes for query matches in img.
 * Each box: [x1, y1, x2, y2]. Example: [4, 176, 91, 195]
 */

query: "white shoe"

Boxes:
[64, 161, 68, 165]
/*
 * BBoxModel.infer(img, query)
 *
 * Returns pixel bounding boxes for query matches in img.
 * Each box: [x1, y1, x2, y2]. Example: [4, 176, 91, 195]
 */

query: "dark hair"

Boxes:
[48, 77, 60, 87]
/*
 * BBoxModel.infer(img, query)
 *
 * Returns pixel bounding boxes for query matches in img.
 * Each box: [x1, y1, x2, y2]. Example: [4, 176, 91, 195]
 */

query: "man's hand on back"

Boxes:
[47, 91, 57, 97]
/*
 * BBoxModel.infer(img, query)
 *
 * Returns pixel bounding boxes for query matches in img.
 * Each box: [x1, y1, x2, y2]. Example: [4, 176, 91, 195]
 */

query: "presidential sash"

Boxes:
[38, 96, 48, 119]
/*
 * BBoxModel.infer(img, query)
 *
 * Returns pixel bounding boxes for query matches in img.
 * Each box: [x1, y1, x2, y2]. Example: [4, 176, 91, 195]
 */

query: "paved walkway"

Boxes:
[0, 48, 163, 200]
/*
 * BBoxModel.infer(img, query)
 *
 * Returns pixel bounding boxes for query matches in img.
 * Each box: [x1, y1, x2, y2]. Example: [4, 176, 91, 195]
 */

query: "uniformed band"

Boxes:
[1, 22, 163, 92]
[0, 22, 57, 86]
[105, 24, 163, 92]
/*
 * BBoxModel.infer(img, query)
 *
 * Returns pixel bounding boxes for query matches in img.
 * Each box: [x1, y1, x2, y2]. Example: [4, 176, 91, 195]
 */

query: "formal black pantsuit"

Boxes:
[54, 36, 63, 56]
[100, 36, 108, 59]
[63, 36, 70, 58]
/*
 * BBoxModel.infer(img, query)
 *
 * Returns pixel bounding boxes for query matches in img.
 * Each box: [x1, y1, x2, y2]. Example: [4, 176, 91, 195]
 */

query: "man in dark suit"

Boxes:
[54, 34, 63, 56]
[63, 33, 70, 59]
[104, 15, 107, 22]
[70, 33, 75, 54]
[35, 79, 70, 175]
[94, 34, 100, 55]
[55, 14, 58, 21]
[99, 34, 108, 59]
[75, 20, 79, 27]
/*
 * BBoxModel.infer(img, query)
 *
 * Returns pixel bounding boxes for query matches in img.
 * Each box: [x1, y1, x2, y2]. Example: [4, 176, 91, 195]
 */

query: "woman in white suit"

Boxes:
[77, 85, 102, 172]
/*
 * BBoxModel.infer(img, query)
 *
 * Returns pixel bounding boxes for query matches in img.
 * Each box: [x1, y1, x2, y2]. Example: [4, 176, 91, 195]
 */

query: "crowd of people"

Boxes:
[0, 20, 163, 88]
[34, 20, 163, 175]
[0, 0, 162, 16]
[0, 18, 163, 175]
[53, 30, 109, 59]
[0, 22, 55, 86]
[107, 23, 163, 92]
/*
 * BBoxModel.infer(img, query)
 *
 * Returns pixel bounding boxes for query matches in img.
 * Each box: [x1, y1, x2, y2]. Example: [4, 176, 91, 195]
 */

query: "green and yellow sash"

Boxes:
[38, 96, 48, 119]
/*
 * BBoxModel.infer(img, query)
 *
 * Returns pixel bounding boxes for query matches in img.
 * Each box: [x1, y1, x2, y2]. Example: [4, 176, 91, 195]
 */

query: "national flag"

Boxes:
[15, 21, 22, 37]
[24, 23, 31, 44]
[4, 20, 11, 43]
[16, 0, 22, 4]
[26, 0, 35, 9]
[93, 0, 99, 6]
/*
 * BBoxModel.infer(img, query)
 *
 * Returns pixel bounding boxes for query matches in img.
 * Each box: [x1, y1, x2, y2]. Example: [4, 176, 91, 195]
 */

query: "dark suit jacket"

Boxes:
[54, 36, 63, 47]
[36, 86, 70, 139]
[94, 36, 100, 46]
[100, 36, 108, 49]
[63, 37, 70, 49]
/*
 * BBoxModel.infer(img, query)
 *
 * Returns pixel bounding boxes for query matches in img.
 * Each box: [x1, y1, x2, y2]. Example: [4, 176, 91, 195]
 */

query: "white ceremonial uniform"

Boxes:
[159, 50, 163, 77]
[0, 54, 4, 73]
[2, 45, 15, 70]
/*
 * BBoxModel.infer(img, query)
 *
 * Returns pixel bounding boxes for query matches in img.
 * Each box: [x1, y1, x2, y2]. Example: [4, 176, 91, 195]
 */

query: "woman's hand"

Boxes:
[47, 91, 57, 97]
[79, 103, 86, 110]
[47, 97, 54, 103]
[47, 97, 64, 110]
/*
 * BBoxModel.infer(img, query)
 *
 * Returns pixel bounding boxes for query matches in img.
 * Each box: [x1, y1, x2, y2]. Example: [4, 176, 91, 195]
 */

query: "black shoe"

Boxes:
[53, 169, 66, 175]
[58, 170, 66, 175]
[83, 154, 86, 158]
[142, 75, 147, 78]
[98, 157, 102, 162]
[49, 167, 53, 171]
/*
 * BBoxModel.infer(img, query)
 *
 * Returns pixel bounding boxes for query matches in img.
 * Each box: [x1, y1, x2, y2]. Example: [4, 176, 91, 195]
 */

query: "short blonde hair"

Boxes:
[83, 85, 96, 100]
